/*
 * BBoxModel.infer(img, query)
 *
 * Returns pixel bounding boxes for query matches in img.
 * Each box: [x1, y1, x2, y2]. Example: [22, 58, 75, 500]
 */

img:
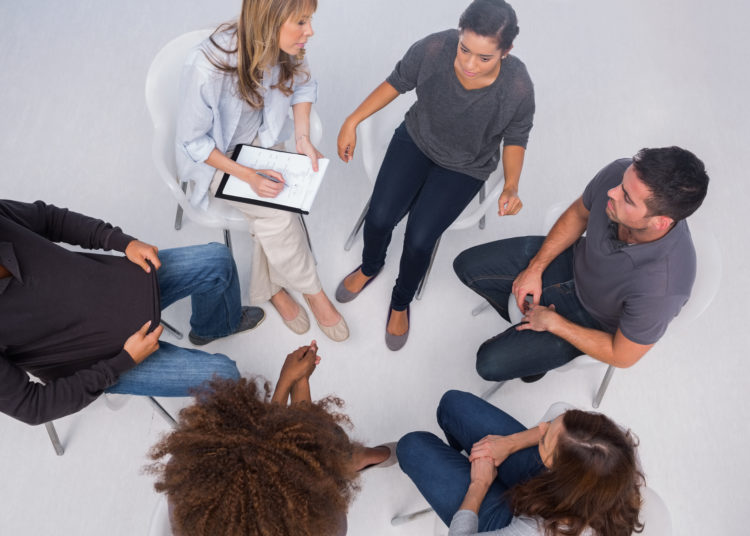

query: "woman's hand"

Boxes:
[497, 186, 523, 216]
[337, 119, 357, 162]
[470, 435, 516, 467]
[241, 168, 285, 198]
[469, 456, 497, 489]
[279, 341, 320, 385]
[296, 134, 323, 172]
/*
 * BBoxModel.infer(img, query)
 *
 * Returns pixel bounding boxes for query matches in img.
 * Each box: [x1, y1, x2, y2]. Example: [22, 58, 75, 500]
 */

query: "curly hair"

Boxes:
[147, 377, 359, 536]
[205, 0, 317, 109]
[510, 410, 645, 536]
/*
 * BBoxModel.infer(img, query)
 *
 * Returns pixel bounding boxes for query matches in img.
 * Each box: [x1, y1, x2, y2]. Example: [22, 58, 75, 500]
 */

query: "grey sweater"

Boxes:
[386, 29, 534, 181]
[449, 511, 594, 536]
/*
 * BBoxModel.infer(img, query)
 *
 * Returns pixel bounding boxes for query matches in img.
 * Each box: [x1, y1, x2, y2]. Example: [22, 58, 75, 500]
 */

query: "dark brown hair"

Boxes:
[459, 0, 520, 51]
[510, 410, 644, 536]
[147, 377, 359, 536]
[205, 0, 317, 109]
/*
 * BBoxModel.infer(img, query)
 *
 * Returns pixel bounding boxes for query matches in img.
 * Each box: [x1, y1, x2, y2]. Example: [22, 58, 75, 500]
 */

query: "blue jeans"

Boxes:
[453, 236, 603, 381]
[397, 390, 545, 530]
[107, 243, 241, 396]
[362, 122, 484, 310]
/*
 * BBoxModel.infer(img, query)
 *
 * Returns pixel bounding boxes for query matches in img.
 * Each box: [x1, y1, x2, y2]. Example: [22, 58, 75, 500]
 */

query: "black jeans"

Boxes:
[453, 236, 604, 381]
[362, 122, 483, 310]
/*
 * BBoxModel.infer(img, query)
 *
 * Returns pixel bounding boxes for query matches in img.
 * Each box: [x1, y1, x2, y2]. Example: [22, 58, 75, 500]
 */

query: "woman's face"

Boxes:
[279, 11, 314, 56]
[454, 30, 505, 84]
[537, 416, 564, 468]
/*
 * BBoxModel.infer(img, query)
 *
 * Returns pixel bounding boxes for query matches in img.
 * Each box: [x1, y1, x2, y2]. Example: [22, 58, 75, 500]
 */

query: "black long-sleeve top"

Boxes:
[0, 200, 159, 425]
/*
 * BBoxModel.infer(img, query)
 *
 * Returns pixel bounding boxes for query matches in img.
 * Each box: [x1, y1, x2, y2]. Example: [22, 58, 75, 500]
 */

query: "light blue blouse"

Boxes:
[175, 30, 318, 209]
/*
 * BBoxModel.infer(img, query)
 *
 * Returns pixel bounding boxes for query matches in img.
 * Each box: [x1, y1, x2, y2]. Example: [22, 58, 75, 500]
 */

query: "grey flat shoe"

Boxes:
[189, 306, 265, 345]
[385, 306, 409, 351]
[335, 265, 381, 303]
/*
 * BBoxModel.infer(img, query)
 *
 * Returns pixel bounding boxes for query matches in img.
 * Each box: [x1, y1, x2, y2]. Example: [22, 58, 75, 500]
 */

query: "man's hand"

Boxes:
[516, 304, 559, 333]
[497, 187, 523, 217]
[123, 321, 163, 363]
[469, 456, 497, 489]
[470, 435, 516, 467]
[511, 266, 543, 313]
[279, 341, 320, 385]
[125, 240, 161, 273]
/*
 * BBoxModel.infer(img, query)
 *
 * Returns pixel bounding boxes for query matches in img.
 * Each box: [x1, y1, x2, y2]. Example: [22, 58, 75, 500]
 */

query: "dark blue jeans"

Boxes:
[453, 236, 602, 381]
[107, 243, 241, 396]
[362, 122, 484, 310]
[397, 390, 545, 530]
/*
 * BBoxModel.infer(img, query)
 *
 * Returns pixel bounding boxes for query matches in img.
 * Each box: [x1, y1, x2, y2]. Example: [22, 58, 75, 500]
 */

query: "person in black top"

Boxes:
[0, 199, 264, 425]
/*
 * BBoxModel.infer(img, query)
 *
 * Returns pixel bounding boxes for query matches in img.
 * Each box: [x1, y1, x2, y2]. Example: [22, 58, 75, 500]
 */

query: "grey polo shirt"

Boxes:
[573, 159, 696, 345]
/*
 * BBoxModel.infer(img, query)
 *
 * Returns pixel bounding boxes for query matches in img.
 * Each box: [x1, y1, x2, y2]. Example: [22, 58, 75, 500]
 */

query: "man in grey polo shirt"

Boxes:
[453, 146, 709, 382]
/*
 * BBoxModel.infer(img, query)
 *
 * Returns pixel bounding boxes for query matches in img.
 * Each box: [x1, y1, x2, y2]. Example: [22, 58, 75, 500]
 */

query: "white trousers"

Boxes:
[210, 170, 321, 305]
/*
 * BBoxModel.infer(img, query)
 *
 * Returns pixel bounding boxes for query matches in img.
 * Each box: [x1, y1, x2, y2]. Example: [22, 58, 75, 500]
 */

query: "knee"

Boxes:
[476, 342, 508, 382]
[211, 353, 241, 381]
[436, 389, 468, 428]
[203, 242, 235, 279]
[403, 228, 439, 259]
[453, 248, 472, 284]
[397, 431, 433, 473]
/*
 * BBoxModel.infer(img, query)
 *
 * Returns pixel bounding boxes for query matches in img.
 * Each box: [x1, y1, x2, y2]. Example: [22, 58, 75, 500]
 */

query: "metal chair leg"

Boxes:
[299, 215, 317, 265]
[160, 320, 183, 340]
[44, 422, 65, 456]
[174, 183, 187, 231]
[471, 301, 492, 316]
[416, 237, 441, 300]
[148, 397, 177, 427]
[592, 365, 615, 408]
[344, 198, 371, 252]
[391, 507, 434, 526]
[480, 381, 506, 400]
[478, 183, 486, 230]
[223, 229, 233, 254]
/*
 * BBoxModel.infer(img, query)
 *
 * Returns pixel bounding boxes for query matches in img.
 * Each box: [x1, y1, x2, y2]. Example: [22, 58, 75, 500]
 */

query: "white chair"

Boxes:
[144, 29, 323, 254]
[479, 202, 722, 408]
[341, 93, 510, 299]
[147, 494, 172, 536]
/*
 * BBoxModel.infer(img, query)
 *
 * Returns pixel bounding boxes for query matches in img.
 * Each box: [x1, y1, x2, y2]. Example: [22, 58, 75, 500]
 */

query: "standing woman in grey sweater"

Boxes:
[335, 0, 534, 350]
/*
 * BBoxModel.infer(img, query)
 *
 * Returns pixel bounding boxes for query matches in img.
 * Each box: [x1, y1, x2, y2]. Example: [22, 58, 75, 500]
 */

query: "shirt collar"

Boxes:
[607, 220, 690, 267]
[0, 242, 22, 293]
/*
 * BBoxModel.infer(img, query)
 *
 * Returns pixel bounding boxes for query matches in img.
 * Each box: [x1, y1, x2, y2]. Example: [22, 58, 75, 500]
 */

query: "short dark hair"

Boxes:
[632, 146, 709, 222]
[459, 0, 519, 50]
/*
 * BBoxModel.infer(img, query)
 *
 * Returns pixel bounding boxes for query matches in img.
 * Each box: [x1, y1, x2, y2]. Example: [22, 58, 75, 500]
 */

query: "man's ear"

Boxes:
[651, 215, 674, 232]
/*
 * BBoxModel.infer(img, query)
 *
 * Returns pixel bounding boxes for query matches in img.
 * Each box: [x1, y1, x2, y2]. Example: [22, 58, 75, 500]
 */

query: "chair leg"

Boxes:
[148, 397, 177, 427]
[299, 215, 317, 265]
[160, 320, 183, 340]
[223, 229, 233, 254]
[344, 198, 371, 252]
[480, 381, 506, 400]
[478, 183, 486, 230]
[592, 365, 616, 409]
[44, 422, 65, 456]
[416, 237, 441, 300]
[174, 183, 187, 231]
[391, 507, 434, 526]
[471, 301, 491, 316]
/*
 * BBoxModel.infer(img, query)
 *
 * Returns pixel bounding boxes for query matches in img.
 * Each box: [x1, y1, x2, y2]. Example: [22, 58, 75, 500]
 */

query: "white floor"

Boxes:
[1, 1, 747, 534]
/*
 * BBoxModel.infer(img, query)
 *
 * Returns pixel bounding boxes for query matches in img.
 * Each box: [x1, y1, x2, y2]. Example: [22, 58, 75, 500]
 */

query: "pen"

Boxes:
[256, 171, 287, 188]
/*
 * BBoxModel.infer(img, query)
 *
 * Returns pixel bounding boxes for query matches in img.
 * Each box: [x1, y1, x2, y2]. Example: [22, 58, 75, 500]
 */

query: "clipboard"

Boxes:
[214, 144, 328, 215]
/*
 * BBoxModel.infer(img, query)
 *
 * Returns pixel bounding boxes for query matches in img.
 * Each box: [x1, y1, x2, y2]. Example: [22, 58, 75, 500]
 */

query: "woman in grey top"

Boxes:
[335, 0, 534, 350]
[398, 391, 644, 535]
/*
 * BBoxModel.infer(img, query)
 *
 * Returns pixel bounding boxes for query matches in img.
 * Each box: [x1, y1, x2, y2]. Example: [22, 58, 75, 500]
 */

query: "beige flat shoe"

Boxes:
[274, 295, 310, 334]
[304, 296, 349, 342]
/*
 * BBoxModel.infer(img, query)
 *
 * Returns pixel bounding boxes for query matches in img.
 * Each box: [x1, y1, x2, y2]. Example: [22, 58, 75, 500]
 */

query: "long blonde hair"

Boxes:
[206, 0, 317, 109]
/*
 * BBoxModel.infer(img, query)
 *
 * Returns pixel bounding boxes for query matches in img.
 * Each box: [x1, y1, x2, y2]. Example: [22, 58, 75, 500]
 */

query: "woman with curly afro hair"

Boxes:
[148, 341, 394, 536]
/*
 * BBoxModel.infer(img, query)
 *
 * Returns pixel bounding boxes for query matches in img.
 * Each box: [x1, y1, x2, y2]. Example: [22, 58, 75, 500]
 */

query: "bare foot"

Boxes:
[352, 445, 391, 471]
[387, 308, 409, 336]
[270, 289, 300, 321]
[304, 290, 342, 327]
[343, 268, 373, 293]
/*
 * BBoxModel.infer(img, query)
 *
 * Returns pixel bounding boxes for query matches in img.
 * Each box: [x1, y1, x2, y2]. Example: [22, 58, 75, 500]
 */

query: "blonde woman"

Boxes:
[176, 0, 348, 342]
